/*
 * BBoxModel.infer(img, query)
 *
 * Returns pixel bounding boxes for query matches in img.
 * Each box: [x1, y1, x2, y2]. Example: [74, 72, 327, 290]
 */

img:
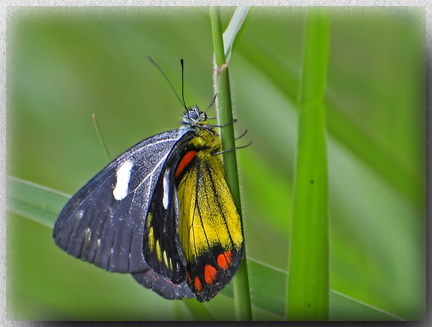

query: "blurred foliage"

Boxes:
[7, 6, 424, 321]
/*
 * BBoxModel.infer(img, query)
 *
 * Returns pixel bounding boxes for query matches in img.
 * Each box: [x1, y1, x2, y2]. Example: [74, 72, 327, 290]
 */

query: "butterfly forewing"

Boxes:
[53, 128, 193, 273]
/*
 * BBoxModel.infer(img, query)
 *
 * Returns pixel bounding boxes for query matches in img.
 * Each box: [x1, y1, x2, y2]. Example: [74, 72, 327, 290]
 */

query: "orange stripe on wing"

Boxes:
[175, 150, 197, 178]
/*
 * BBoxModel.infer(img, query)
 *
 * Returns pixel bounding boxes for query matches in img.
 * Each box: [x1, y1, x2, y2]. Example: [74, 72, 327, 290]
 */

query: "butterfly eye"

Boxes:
[190, 111, 199, 120]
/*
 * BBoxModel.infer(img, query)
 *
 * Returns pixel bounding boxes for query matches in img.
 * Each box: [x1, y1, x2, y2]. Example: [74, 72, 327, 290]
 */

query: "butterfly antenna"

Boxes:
[147, 56, 187, 110]
[180, 59, 187, 108]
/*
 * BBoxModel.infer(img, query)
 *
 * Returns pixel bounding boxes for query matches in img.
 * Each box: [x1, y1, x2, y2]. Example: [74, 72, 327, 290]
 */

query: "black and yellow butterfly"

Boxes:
[53, 60, 244, 302]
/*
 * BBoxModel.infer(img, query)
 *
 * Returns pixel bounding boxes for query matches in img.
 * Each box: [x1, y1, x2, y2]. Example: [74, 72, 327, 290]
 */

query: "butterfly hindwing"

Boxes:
[132, 161, 195, 300]
[132, 184, 194, 302]
[175, 131, 244, 302]
[142, 162, 186, 284]
[133, 137, 195, 298]
[53, 128, 193, 274]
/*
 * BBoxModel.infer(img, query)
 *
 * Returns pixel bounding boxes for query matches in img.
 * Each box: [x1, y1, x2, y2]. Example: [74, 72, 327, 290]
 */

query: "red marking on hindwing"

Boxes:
[204, 265, 217, 284]
[175, 150, 197, 178]
[194, 276, 202, 292]
[217, 251, 233, 270]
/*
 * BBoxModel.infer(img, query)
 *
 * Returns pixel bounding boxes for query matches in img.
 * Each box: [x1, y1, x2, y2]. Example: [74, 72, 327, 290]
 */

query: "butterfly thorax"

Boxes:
[189, 127, 221, 154]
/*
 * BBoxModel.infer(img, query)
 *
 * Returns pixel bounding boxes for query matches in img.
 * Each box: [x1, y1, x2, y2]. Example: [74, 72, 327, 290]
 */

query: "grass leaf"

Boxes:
[7, 175, 69, 228]
[223, 7, 250, 62]
[287, 9, 330, 320]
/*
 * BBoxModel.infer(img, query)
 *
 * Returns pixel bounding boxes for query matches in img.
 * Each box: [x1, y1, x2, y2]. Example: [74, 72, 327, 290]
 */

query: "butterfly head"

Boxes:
[182, 106, 208, 127]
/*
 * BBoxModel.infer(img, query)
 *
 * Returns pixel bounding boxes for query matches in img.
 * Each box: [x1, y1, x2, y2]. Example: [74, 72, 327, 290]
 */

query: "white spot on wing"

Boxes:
[84, 227, 91, 242]
[162, 168, 170, 210]
[113, 160, 134, 200]
[76, 210, 84, 220]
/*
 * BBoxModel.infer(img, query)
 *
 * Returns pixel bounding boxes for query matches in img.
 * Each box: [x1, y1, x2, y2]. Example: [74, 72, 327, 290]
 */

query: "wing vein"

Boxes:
[207, 163, 235, 246]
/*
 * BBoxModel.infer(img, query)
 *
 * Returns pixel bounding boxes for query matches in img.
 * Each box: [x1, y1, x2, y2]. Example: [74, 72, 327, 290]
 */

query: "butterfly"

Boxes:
[53, 59, 245, 302]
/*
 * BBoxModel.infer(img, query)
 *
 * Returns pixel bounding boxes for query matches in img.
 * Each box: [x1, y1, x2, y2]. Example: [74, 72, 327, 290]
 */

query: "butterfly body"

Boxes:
[53, 106, 244, 302]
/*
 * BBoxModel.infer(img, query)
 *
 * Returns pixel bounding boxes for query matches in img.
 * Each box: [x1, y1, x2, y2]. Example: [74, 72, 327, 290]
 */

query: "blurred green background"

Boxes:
[7, 6, 425, 321]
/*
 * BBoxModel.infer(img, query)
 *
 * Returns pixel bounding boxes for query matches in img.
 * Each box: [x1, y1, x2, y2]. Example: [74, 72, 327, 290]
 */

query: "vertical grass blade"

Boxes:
[210, 6, 252, 321]
[287, 9, 330, 321]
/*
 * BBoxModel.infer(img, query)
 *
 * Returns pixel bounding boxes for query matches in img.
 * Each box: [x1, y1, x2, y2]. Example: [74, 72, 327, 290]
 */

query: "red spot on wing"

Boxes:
[217, 251, 232, 270]
[194, 276, 202, 292]
[175, 150, 197, 178]
[204, 265, 217, 284]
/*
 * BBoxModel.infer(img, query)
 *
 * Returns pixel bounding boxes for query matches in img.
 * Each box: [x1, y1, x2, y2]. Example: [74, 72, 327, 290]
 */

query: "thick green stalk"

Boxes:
[210, 7, 252, 321]
[287, 9, 330, 321]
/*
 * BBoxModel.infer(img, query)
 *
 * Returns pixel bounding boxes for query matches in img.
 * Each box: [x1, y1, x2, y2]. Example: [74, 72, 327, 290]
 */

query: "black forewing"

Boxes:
[53, 128, 193, 273]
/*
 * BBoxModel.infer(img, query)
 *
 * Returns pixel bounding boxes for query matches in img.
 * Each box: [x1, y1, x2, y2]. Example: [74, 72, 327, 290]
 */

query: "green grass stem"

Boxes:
[210, 6, 252, 321]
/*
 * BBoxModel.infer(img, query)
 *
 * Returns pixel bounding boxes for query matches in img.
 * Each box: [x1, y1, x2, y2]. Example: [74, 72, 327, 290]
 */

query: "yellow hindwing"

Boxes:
[177, 145, 243, 262]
